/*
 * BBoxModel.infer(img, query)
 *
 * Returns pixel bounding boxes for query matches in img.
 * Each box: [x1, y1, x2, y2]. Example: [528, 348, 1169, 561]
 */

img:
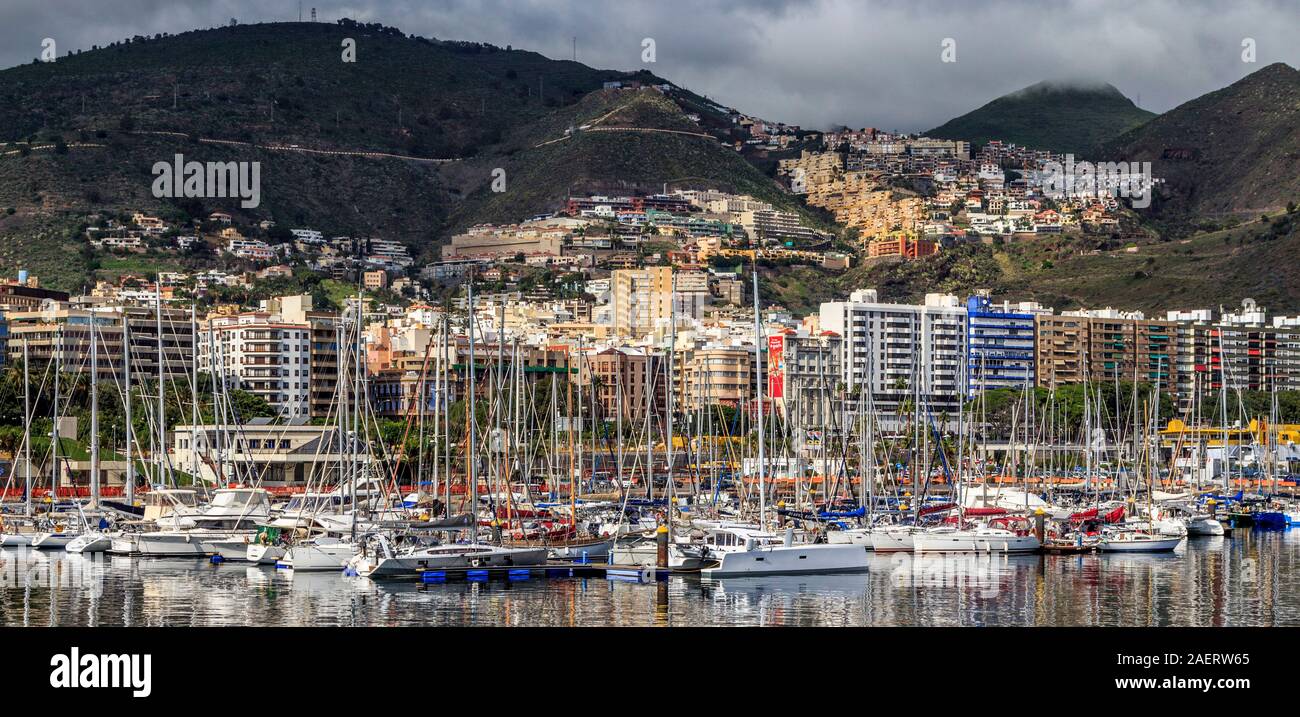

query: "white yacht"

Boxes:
[109, 490, 204, 555]
[1099, 531, 1184, 552]
[699, 526, 869, 578]
[827, 527, 873, 547]
[269, 492, 349, 530]
[868, 525, 919, 553]
[912, 525, 1041, 553]
[135, 488, 271, 558]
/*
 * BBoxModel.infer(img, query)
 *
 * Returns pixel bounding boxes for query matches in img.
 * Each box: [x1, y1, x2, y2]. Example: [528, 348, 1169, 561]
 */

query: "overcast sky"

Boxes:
[3, 0, 1296, 131]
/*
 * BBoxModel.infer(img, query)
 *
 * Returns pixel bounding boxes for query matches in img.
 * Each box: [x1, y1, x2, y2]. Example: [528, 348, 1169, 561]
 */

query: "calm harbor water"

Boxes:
[3, 531, 1299, 627]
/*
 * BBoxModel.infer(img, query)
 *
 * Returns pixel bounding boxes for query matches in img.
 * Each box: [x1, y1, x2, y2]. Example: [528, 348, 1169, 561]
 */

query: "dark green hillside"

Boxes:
[928, 80, 1155, 157]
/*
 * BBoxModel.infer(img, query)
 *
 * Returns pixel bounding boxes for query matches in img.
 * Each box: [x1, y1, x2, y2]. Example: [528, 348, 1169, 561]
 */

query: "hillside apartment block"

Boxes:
[819, 289, 968, 428]
[197, 294, 341, 420]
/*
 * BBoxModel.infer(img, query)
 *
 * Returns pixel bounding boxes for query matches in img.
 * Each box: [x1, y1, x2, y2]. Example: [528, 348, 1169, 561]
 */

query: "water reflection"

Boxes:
[3, 531, 1299, 626]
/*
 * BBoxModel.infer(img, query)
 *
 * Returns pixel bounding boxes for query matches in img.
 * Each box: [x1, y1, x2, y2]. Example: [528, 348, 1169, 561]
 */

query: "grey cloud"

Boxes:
[1, 0, 1296, 131]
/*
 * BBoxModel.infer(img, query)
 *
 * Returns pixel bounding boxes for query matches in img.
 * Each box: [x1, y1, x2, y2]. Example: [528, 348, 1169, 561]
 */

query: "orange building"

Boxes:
[867, 237, 937, 259]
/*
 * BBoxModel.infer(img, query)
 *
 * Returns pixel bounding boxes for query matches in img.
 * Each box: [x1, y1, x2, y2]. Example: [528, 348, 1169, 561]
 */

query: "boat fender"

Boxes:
[639, 565, 653, 583]
[470, 558, 483, 568]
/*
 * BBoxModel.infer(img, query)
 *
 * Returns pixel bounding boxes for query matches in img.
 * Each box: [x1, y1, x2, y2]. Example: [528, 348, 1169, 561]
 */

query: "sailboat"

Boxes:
[1100, 361, 1184, 553]
[32, 340, 81, 549]
[699, 265, 869, 577]
[67, 315, 111, 554]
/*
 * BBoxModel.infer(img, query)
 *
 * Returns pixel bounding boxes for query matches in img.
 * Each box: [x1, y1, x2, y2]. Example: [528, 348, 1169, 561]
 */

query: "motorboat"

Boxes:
[136, 488, 271, 558]
[157, 487, 270, 531]
[268, 492, 350, 530]
[699, 526, 869, 578]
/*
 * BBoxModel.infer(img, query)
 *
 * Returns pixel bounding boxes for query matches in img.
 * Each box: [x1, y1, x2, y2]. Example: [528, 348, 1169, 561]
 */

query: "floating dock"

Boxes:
[412, 560, 682, 584]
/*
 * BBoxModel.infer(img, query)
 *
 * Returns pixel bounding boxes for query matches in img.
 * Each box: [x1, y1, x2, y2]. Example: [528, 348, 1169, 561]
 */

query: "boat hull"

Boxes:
[280, 540, 358, 571]
[545, 538, 613, 560]
[1185, 517, 1225, 536]
[609, 542, 707, 570]
[868, 528, 915, 553]
[355, 545, 551, 579]
[30, 532, 78, 549]
[65, 533, 112, 553]
[1100, 536, 1184, 552]
[246, 543, 287, 565]
[702, 544, 869, 578]
[0, 534, 33, 547]
[828, 528, 873, 547]
[913, 531, 1041, 554]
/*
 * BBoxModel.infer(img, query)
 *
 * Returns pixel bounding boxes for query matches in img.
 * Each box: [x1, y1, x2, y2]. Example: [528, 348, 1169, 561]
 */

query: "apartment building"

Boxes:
[198, 295, 341, 420]
[0, 274, 69, 310]
[572, 347, 666, 423]
[736, 209, 820, 245]
[868, 236, 937, 259]
[4, 301, 194, 383]
[819, 290, 968, 429]
[684, 346, 756, 411]
[226, 238, 275, 261]
[1165, 300, 1300, 408]
[966, 295, 1049, 395]
[610, 266, 674, 339]
[770, 329, 843, 431]
[442, 223, 565, 260]
[1034, 311, 1180, 392]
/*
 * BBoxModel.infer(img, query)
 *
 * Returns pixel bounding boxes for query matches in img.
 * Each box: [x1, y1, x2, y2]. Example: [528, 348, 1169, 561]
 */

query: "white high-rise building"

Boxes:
[819, 289, 968, 430]
[199, 311, 314, 419]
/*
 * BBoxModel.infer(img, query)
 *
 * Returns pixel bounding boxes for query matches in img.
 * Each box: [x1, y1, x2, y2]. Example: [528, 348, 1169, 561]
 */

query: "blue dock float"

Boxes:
[409, 561, 681, 584]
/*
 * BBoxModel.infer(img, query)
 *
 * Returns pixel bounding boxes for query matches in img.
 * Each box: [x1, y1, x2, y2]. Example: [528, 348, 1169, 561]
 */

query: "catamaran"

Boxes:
[699, 524, 870, 577]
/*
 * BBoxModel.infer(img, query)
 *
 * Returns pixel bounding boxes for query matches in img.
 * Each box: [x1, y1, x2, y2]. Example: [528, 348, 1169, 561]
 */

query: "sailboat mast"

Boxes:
[52, 331, 61, 501]
[90, 312, 100, 508]
[752, 262, 766, 528]
[467, 274, 479, 544]
[190, 304, 199, 485]
[123, 312, 132, 504]
[22, 339, 32, 517]
[156, 292, 166, 487]
[667, 273, 676, 529]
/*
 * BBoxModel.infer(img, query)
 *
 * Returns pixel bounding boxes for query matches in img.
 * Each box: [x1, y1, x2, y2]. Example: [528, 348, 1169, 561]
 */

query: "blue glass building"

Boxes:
[966, 295, 1037, 396]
